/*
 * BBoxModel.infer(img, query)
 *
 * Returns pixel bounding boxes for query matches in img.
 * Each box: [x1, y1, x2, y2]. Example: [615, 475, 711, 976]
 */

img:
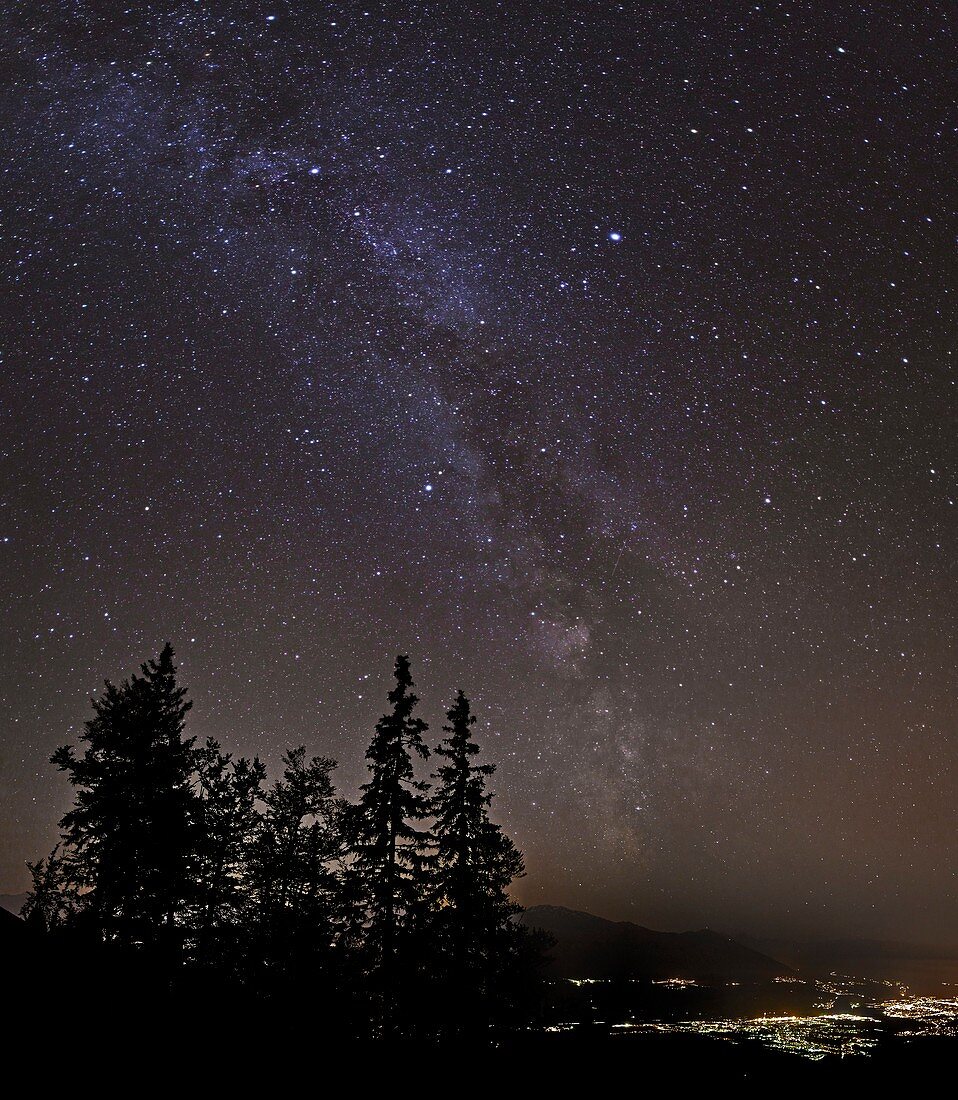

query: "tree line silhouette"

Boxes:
[22, 644, 548, 1040]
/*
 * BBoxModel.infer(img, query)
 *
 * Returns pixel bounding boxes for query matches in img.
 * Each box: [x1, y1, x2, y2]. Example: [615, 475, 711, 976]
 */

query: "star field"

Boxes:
[0, 2, 955, 944]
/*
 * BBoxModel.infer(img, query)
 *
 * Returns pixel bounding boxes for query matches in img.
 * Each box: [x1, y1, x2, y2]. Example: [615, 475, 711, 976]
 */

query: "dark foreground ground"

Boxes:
[6, 921, 952, 1086]
[7, 1014, 954, 1089]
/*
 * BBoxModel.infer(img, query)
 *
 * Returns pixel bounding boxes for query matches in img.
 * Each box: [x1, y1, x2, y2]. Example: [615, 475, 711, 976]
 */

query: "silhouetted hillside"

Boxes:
[0, 894, 27, 918]
[522, 905, 790, 981]
[0, 904, 28, 938]
[1, 905, 43, 1010]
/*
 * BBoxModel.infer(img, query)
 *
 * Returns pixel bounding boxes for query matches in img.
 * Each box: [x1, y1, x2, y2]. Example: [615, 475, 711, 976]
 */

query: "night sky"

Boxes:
[1, 2, 955, 946]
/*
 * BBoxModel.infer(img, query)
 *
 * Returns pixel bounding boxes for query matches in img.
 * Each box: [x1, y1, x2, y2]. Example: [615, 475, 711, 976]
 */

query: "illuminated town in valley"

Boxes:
[550, 977, 958, 1060]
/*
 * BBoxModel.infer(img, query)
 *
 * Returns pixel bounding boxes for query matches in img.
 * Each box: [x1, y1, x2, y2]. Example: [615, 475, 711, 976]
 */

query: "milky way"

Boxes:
[1, 2, 955, 944]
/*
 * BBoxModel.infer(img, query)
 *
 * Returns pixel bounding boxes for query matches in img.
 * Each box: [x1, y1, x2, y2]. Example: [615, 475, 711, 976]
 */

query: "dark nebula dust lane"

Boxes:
[1, 2, 955, 943]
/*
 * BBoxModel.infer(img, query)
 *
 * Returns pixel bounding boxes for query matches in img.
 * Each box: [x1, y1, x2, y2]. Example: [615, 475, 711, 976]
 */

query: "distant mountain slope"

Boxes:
[521, 905, 790, 981]
[0, 894, 27, 917]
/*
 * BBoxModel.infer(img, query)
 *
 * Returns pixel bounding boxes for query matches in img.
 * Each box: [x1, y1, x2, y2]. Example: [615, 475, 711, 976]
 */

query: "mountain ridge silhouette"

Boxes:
[520, 904, 792, 981]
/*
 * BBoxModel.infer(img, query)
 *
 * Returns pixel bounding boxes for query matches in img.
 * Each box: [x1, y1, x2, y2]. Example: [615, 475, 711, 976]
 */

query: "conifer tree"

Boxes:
[245, 747, 344, 1000]
[430, 689, 526, 1033]
[191, 739, 266, 973]
[21, 644, 550, 1036]
[348, 654, 430, 1032]
[48, 643, 198, 960]
[21, 845, 80, 932]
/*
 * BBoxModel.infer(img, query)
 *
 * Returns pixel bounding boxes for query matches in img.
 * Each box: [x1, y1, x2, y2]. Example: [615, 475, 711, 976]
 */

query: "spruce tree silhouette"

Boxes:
[430, 689, 528, 1035]
[49, 642, 197, 979]
[192, 739, 266, 981]
[22, 645, 549, 1042]
[245, 747, 345, 1006]
[22, 845, 79, 932]
[348, 654, 430, 1035]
